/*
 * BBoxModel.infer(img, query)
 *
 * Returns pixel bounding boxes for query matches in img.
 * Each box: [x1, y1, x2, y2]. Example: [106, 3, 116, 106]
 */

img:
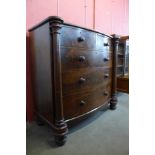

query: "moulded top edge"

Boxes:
[28, 16, 113, 38]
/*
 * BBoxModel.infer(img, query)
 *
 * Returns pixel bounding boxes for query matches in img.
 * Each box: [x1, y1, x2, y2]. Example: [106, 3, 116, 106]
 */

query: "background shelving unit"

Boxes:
[117, 36, 129, 93]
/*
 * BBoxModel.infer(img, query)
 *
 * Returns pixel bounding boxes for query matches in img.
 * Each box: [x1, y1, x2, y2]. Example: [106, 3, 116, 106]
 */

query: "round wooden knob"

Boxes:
[78, 36, 85, 42]
[79, 77, 86, 83]
[79, 56, 86, 62]
[103, 92, 108, 96]
[104, 58, 109, 61]
[80, 100, 86, 106]
[104, 74, 109, 78]
[104, 43, 109, 46]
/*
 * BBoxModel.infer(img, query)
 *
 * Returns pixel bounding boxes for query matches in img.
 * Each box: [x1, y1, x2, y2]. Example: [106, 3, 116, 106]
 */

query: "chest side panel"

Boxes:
[30, 23, 53, 123]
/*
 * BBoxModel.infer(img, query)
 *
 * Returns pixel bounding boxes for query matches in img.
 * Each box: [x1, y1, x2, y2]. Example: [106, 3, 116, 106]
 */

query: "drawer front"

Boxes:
[63, 85, 111, 120]
[62, 67, 112, 96]
[61, 48, 112, 70]
[60, 26, 96, 49]
[96, 34, 112, 51]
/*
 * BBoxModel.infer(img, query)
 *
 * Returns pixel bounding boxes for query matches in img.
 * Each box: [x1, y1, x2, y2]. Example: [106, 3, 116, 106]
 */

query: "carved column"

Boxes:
[110, 34, 120, 110]
[49, 17, 68, 146]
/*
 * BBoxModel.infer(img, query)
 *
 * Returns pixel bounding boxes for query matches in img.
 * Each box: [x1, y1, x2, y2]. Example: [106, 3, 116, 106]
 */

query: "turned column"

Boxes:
[110, 34, 120, 110]
[49, 17, 68, 146]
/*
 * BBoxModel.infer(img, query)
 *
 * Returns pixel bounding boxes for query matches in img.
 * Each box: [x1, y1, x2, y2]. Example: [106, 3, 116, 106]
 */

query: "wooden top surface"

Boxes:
[28, 16, 112, 38]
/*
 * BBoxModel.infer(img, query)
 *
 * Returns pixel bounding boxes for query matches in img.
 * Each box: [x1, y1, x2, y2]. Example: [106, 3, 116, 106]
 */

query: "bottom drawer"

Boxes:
[63, 85, 111, 120]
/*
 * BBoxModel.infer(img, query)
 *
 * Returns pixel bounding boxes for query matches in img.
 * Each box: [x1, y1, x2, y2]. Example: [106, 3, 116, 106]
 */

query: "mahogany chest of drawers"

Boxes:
[29, 16, 119, 146]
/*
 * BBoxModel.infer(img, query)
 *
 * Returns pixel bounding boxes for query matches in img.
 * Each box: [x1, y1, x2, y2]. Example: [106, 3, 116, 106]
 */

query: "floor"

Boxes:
[26, 93, 129, 155]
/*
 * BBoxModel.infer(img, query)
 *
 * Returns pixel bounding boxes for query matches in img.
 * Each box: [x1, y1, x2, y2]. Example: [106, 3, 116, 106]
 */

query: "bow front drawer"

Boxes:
[60, 26, 96, 49]
[61, 48, 112, 70]
[63, 85, 111, 120]
[96, 34, 112, 51]
[62, 67, 112, 96]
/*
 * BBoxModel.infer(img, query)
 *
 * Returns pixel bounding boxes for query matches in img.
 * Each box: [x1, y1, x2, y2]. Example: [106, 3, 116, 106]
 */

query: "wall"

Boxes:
[27, 0, 128, 34]
[26, 0, 129, 121]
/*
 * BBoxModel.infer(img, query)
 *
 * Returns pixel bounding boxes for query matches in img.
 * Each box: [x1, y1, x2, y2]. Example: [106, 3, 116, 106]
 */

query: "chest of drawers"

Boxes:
[29, 16, 119, 146]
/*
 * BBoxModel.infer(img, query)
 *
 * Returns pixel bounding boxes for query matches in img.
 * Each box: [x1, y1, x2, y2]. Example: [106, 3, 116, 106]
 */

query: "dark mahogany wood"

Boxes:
[63, 84, 111, 120]
[29, 16, 119, 146]
[61, 48, 112, 70]
[110, 34, 120, 110]
[29, 22, 54, 124]
[49, 18, 68, 146]
[96, 34, 112, 51]
[62, 67, 112, 96]
[60, 26, 96, 49]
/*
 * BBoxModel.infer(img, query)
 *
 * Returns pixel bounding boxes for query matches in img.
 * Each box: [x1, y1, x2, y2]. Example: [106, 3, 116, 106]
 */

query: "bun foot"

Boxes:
[54, 120, 68, 146]
[110, 94, 117, 110]
[36, 116, 44, 126]
[110, 104, 117, 110]
[55, 135, 67, 146]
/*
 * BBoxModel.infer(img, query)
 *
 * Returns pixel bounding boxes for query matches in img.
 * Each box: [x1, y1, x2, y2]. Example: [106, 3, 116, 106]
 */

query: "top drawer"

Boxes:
[96, 34, 112, 51]
[60, 25, 96, 49]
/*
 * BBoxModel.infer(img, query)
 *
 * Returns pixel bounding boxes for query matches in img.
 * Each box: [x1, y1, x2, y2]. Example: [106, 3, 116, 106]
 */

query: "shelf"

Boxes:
[117, 74, 123, 77]
[117, 65, 123, 67]
[117, 53, 123, 56]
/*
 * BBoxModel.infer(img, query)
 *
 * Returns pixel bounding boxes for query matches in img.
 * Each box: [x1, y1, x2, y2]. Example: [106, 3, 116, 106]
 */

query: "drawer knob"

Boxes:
[103, 92, 108, 96]
[80, 100, 86, 106]
[79, 77, 86, 83]
[104, 74, 109, 78]
[79, 56, 86, 62]
[104, 43, 109, 46]
[78, 36, 85, 42]
[104, 58, 109, 61]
